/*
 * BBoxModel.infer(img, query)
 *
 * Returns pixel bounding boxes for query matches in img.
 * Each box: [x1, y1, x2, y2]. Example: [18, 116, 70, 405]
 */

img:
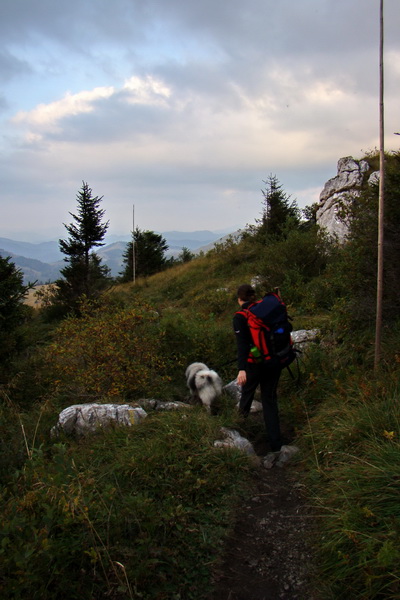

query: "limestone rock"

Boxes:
[275, 444, 300, 467]
[250, 276, 264, 289]
[246, 400, 263, 413]
[262, 444, 299, 469]
[316, 156, 372, 241]
[138, 399, 192, 411]
[233, 399, 263, 413]
[223, 379, 242, 402]
[51, 403, 147, 437]
[214, 427, 256, 456]
[291, 328, 320, 350]
[369, 171, 380, 186]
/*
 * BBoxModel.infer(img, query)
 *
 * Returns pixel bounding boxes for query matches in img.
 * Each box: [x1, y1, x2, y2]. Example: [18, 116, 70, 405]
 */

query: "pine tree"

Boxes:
[177, 247, 195, 263]
[56, 182, 110, 311]
[120, 228, 169, 281]
[0, 255, 32, 373]
[259, 175, 300, 238]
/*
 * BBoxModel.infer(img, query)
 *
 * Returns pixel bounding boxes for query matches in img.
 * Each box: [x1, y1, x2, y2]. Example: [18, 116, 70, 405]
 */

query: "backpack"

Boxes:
[237, 292, 296, 369]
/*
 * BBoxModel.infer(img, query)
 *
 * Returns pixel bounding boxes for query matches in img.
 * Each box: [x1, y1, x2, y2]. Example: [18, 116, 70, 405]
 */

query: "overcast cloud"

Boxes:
[0, 0, 399, 241]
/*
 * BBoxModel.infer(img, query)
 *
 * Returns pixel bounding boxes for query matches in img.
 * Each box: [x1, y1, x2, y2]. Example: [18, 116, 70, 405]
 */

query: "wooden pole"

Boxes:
[374, 0, 385, 369]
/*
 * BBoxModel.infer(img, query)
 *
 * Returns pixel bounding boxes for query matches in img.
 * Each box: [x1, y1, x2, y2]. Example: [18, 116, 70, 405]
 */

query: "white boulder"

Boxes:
[51, 403, 147, 437]
[291, 328, 320, 350]
[214, 427, 256, 456]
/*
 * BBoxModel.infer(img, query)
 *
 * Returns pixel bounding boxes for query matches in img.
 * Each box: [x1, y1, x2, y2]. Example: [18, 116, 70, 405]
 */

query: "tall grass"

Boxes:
[0, 407, 253, 600]
[297, 343, 400, 599]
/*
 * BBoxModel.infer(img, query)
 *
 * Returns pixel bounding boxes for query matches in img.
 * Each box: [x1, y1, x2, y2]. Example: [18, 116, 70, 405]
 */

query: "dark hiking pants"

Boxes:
[239, 362, 282, 452]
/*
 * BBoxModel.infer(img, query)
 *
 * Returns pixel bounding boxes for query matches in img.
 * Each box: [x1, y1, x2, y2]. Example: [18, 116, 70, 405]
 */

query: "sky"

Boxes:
[0, 0, 399, 242]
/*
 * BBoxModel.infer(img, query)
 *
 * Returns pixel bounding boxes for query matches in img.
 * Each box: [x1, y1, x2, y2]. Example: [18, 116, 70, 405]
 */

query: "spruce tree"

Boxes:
[177, 246, 195, 263]
[260, 175, 300, 238]
[120, 228, 169, 281]
[0, 255, 32, 374]
[57, 182, 110, 311]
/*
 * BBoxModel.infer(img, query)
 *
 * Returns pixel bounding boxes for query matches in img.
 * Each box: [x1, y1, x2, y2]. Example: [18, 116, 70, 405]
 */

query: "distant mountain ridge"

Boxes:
[0, 230, 233, 284]
[0, 249, 63, 284]
[0, 237, 62, 263]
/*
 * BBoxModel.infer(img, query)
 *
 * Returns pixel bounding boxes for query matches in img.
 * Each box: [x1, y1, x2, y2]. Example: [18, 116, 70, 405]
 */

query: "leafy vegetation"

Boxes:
[1, 153, 400, 598]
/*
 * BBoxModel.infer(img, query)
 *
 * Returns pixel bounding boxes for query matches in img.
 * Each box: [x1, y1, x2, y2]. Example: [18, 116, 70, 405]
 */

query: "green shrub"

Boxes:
[253, 226, 333, 306]
[43, 301, 172, 401]
[159, 309, 234, 379]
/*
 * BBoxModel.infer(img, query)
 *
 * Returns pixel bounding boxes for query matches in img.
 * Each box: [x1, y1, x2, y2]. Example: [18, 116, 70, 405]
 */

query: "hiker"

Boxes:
[233, 284, 284, 452]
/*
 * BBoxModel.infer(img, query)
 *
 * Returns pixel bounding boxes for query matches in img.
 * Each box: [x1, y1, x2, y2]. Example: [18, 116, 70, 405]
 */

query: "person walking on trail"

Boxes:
[233, 284, 283, 452]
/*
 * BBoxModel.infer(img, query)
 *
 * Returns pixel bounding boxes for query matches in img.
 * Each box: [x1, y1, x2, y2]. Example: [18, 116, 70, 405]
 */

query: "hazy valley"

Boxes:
[0, 229, 231, 284]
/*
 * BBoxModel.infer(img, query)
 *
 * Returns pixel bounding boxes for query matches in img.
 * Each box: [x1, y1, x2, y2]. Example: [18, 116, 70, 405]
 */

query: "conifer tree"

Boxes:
[120, 228, 169, 281]
[0, 255, 32, 373]
[56, 182, 110, 311]
[177, 246, 195, 263]
[260, 175, 300, 238]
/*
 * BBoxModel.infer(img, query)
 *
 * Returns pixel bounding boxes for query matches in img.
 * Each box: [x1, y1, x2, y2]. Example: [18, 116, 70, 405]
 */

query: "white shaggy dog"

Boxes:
[185, 362, 223, 412]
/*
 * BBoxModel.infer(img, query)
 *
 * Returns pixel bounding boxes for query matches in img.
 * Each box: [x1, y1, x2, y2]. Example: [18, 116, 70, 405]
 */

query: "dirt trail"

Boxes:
[209, 424, 320, 600]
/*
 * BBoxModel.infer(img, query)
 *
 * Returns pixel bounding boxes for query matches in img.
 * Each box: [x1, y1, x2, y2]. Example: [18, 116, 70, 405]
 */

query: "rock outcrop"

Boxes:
[51, 400, 194, 437]
[214, 427, 256, 456]
[291, 328, 320, 350]
[51, 403, 148, 437]
[316, 156, 378, 241]
[138, 399, 192, 411]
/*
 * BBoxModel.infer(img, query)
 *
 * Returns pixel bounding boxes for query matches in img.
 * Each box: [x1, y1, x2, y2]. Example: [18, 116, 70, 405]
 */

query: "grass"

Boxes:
[296, 350, 400, 599]
[0, 406, 254, 600]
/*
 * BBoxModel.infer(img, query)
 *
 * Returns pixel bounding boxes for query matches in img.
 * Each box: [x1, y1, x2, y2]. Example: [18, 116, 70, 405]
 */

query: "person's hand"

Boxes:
[237, 370, 247, 386]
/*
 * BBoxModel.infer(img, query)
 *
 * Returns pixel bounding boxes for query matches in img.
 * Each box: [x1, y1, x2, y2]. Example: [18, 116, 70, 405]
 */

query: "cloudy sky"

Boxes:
[1, 0, 399, 242]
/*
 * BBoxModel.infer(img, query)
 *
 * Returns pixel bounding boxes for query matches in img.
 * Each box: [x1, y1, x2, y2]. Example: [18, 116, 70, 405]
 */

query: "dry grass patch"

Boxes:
[23, 284, 58, 308]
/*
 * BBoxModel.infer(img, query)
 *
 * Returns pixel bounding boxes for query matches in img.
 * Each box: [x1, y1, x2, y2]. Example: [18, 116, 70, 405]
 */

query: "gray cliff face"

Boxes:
[316, 156, 379, 241]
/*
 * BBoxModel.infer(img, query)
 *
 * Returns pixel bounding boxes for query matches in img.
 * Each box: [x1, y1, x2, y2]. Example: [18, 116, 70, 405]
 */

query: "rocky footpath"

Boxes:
[209, 455, 320, 600]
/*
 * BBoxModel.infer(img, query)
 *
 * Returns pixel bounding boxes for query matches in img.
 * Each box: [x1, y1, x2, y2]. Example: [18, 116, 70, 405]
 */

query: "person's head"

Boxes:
[237, 284, 256, 305]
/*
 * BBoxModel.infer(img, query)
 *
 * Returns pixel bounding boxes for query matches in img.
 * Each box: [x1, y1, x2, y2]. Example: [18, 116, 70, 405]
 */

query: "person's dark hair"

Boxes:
[237, 284, 256, 302]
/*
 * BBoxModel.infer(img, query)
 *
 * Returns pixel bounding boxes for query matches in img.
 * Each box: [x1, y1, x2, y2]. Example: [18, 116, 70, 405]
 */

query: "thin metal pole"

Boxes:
[132, 204, 136, 283]
[375, 0, 384, 369]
